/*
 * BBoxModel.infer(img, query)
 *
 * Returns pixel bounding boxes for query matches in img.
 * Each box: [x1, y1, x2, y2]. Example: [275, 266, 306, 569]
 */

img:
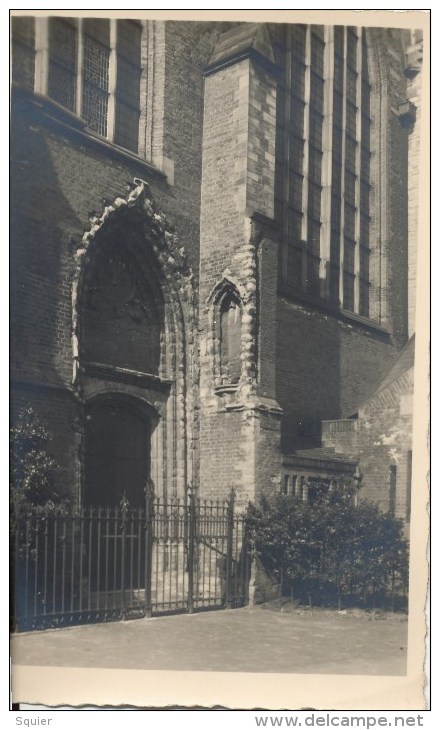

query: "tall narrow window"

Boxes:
[12, 16, 36, 90]
[286, 24, 307, 290]
[48, 17, 77, 112]
[82, 19, 110, 137]
[359, 32, 371, 317]
[330, 26, 345, 303]
[115, 20, 142, 152]
[389, 464, 397, 516]
[220, 294, 242, 385]
[342, 28, 359, 312]
[307, 26, 325, 294]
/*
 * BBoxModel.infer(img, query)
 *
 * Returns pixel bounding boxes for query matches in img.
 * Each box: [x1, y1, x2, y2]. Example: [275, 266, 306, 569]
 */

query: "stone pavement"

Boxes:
[11, 606, 408, 676]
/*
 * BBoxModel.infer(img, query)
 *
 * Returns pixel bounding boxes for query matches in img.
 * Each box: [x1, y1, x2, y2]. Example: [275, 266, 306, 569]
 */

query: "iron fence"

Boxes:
[11, 488, 250, 632]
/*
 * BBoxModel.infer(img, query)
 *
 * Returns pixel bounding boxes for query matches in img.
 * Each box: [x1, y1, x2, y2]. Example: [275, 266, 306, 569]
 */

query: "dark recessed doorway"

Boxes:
[84, 398, 151, 508]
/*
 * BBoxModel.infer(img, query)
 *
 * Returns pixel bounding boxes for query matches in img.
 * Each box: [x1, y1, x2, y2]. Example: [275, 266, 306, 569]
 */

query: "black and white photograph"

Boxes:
[9, 8, 430, 711]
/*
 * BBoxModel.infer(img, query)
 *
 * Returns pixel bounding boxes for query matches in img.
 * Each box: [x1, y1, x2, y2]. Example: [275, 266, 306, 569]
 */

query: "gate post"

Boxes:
[187, 483, 196, 614]
[225, 487, 235, 609]
[144, 480, 155, 618]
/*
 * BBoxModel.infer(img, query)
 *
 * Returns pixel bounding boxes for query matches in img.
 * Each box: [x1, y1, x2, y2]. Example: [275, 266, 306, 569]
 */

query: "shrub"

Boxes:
[246, 479, 409, 610]
[10, 407, 68, 516]
[10, 408, 73, 629]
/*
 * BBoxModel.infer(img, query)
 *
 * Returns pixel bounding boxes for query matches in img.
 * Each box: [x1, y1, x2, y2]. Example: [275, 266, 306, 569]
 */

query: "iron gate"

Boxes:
[11, 488, 250, 632]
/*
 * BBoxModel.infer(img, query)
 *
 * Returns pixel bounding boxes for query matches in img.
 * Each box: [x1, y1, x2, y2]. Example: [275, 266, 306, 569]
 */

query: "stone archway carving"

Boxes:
[72, 178, 196, 500]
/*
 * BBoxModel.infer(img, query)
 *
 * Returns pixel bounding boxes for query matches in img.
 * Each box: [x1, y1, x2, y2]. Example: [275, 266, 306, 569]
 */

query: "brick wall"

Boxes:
[11, 19, 219, 384]
[160, 22, 223, 272]
[247, 63, 277, 219]
[11, 104, 169, 387]
[356, 371, 413, 519]
[366, 28, 409, 343]
[10, 29, 212, 499]
[198, 26, 281, 502]
[276, 298, 398, 451]
[199, 59, 252, 301]
[10, 105, 197, 501]
[322, 366, 413, 521]
[257, 235, 279, 398]
[198, 409, 255, 507]
[383, 29, 410, 344]
[10, 20, 223, 504]
[255, 410, 283, 497]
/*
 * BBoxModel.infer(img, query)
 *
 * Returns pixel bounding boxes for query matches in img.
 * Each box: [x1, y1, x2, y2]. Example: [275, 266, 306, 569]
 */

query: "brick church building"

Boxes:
[11, 15, 423, 525]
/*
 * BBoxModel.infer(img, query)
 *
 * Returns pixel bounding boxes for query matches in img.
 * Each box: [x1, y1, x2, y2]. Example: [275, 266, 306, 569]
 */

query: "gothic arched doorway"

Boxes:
[84, 398, 152, 508]
[75, 181, 193, 503]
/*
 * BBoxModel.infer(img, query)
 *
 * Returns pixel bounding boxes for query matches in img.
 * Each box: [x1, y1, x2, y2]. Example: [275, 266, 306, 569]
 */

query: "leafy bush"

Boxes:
[10, 408, 72, 630]
[10, 407, 68, 516]
[246, 478, 409, 610]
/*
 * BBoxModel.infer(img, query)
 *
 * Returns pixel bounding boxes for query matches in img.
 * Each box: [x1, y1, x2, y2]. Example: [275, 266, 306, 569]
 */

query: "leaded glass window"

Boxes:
[12, 17, 35, 90]
[281, 25, 371, 314]
[12, 17, 143, 154]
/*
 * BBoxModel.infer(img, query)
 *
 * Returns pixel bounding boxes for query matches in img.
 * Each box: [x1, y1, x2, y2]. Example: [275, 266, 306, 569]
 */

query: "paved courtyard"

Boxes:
[11, 606, 407, 676]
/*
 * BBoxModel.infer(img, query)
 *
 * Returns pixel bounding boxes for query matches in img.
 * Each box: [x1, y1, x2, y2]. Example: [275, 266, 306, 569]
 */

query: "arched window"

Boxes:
[219, 293, 242, 385]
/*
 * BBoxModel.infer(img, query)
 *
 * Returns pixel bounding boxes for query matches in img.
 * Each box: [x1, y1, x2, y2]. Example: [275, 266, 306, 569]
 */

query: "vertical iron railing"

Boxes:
[11, 490, 250, 632]
[120, 498, 127, 620]
[225, 488, 235, 609]
[186, 484, 196, 614]
[144, 481, 154, 618]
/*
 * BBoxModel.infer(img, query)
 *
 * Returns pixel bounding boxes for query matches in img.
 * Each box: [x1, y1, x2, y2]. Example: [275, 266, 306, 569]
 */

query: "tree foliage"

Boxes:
[10, 407, 68, 515]
[246, 478, 409, 610]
